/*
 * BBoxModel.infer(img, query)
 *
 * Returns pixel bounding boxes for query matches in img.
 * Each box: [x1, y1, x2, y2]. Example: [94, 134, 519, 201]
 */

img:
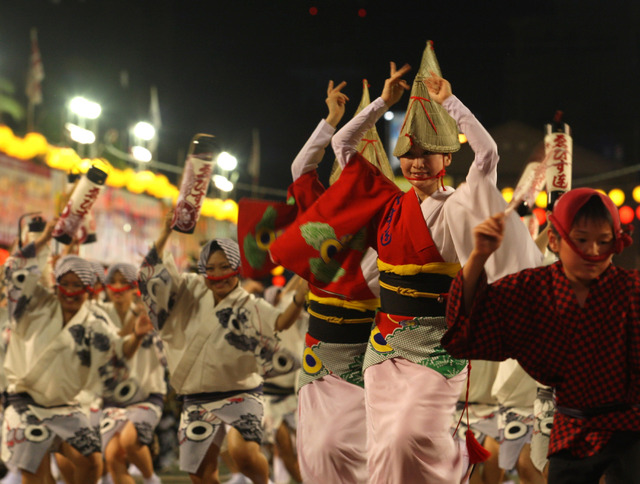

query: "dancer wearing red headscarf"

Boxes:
[443, 188, 638, 483]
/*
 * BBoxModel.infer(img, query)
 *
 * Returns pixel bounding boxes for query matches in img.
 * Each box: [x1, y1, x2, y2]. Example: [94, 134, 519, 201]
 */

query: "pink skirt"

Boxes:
[297, 375, 368, 484]
[365, 357, 467, 484]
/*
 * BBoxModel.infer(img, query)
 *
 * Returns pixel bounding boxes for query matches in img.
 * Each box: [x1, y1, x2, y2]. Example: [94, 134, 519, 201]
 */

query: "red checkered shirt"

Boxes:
[443, 261, 640, 458]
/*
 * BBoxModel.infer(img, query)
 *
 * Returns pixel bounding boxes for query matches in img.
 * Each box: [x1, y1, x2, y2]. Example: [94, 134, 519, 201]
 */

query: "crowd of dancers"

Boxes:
[0, 40, 638, 484]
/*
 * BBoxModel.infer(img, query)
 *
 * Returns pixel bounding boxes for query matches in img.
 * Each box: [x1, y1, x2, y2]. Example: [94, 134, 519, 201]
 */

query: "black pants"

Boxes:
[548, 432, 640, 484]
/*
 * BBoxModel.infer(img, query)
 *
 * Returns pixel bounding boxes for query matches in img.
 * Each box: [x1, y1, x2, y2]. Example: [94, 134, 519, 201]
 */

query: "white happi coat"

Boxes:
[139, 250, 283, 395]
[97, 301, 166, 400]
[4, 247, 127, 407]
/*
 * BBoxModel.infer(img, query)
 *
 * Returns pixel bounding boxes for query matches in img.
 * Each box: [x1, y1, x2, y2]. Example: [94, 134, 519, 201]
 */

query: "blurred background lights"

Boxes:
[69, 96, 102, 119]
[78, 158, 93, 173]
[133, 121, 155, 141]
[501, 187, 514, 203]
[608, 188, 625, 207]
[217, 151, 238, 171]
[213, 174, 234, 192]
[65, 123, 95, 144]
[533, 207, 546, 226]
[535, 191, 547, 208]
[619, 205, 634, 224]
[131, 145, 152, 162]
[272, 275, 286, 287]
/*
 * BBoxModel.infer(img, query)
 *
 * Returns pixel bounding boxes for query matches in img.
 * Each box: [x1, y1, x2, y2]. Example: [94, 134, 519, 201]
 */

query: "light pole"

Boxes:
[68, 96, 101, 158]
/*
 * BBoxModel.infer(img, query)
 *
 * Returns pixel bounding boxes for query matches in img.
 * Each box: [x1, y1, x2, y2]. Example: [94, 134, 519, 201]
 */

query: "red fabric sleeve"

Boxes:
[442, 270, 508, 361]
[269, 153, 399, 296]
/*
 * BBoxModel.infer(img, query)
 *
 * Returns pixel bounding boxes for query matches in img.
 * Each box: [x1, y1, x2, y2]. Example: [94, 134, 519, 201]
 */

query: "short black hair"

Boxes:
[572, 194, 614, 228]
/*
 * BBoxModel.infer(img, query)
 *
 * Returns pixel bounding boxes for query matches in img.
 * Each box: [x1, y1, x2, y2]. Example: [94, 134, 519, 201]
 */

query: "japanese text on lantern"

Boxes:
[550, 134, 570, 190]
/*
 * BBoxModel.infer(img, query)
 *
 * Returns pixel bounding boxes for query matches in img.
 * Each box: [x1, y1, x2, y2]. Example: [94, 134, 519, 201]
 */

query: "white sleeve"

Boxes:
[4, 243, 53, 325]
[138, 246, 188, 331]
[442, 97, 542, 280]
[252, 297, 282, 336]
[360, 248, 380, 298]
[442, 95, 499, 185]
[291, 120, 336, 181]
[331, 97, 389, 169]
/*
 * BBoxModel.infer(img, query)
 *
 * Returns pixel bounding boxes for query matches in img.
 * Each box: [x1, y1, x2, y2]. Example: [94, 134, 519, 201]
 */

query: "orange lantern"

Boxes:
[619, 206, 634, 225]
[532, 208, 547, 226]
[271, 275, 286, 287]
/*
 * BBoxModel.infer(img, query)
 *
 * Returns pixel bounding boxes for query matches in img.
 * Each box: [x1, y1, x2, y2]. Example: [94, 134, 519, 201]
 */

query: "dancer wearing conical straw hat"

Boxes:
[271, 40, 542, 483]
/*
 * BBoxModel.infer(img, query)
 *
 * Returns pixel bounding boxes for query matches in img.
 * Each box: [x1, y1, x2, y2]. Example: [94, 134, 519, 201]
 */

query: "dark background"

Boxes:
[1, 0, 639, 198]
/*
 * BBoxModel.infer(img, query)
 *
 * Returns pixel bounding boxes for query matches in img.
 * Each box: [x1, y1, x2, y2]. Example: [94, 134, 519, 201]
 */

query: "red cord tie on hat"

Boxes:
[617, 224, 634, 252]
[206, 269, 240, 282]
[399, 96, 438, 134]
[358, 138, 378, 154]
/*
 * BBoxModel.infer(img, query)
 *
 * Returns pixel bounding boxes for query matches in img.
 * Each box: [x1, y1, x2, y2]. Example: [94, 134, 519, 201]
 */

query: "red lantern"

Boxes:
[619, 206, 634, 224]
[309, 6, 318, 15]
[533, 208, 547, 226]
[272, 275, 286, 287]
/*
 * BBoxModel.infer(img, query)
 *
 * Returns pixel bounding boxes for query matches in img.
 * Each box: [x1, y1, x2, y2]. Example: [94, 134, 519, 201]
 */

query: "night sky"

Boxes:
[1, 0, 639, 199]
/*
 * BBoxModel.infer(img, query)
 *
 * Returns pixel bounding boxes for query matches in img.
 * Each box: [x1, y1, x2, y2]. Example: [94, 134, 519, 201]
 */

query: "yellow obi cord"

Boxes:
[377, 260, 461, 278]
[377, 280, 443, 299]
[306, 307, 374, 325]
[308, 292, 380, 312]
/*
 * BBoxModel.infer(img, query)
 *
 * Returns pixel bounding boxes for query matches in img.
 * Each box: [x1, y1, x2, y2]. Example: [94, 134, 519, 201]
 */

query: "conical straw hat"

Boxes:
[392, 40, 460, 157]
[330, 79, 394, 184]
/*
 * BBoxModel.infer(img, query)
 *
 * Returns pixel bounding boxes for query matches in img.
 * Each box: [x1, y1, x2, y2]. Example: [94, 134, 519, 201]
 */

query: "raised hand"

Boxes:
[325, 80, 349, 128]
[35, 217, 58, 252]
[134, 312, 154, 338]
[472, 213, 505, 259]
[381, 62, 411, 107]
[424, 71, 452, 104]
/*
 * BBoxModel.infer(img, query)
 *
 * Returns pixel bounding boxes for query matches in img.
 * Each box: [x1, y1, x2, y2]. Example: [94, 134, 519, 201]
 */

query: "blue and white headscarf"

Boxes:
[54, 255, 96, 288]
[88, 260, 106, 285]
[197, 238, 241, 275]
[106, 263, 138, 285]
